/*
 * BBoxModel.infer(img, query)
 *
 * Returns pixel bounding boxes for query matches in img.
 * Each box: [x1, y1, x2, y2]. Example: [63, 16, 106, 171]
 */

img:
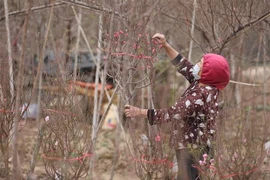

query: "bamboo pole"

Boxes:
[186, 0, 197, 88]
[73, 8, 82, 83]
[4, 0, 15, 99]
[188, 0, 197, 63]
[88, 8, 103, 180]
[262, 25, 267, 127]
[3, 1, 15, 178]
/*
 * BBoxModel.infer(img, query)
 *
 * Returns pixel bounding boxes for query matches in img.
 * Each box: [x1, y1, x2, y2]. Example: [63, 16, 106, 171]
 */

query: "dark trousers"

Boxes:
[175, 147, 210, 180]
[175, 149, 199, 180]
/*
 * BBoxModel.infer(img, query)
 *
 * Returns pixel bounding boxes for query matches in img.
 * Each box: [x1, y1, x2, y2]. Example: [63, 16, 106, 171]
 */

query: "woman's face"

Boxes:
[197, 57, 204, 76]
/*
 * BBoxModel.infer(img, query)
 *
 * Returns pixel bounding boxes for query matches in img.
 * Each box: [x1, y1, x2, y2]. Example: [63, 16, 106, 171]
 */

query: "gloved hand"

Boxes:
[124, 105, 147, 118]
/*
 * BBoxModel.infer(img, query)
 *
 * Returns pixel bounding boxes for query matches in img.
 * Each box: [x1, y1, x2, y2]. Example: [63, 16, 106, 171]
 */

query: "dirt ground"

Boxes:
[15, 120, 139, 180]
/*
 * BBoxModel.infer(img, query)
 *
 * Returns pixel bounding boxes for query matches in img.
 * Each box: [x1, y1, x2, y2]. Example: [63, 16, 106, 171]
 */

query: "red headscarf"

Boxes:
[200, 53, 230, 90]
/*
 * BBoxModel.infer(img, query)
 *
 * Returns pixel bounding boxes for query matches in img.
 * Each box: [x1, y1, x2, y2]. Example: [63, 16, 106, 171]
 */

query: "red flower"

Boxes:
[114, 32, 120, 38]
[155, 135, 161, 142]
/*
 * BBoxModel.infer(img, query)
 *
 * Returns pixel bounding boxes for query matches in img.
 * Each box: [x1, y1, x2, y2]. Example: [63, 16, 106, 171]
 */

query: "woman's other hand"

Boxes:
[124, 105, 147, 118]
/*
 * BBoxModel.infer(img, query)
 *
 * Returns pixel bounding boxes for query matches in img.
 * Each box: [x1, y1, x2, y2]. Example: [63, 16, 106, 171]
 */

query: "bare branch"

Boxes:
[0, 0, 124, 22]
[215, 11, 270, 53]
[60, 0, 124, 19]
[0, 2, 65, 22]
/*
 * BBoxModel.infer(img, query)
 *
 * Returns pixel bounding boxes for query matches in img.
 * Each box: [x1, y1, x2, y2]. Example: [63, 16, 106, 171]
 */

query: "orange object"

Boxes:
[70, 81, 112, 91]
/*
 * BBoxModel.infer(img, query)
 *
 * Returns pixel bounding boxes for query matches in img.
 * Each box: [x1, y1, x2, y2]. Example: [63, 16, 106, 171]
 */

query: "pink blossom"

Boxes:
[199, 160, 206, 166]
[155, 135, 161, 142]
[45, 116, 50, 122]
[125, 33, 128, 36]
[138, 34, 142, 37]
[114, 32, 119, 38]
[152, 40, 158, 44]
[210, 159, 214, 164]
[152, 48, 156, 53]
[122, 41, 126, 44]
[203, 154, 208, 160]
[119, 30, 124, 34]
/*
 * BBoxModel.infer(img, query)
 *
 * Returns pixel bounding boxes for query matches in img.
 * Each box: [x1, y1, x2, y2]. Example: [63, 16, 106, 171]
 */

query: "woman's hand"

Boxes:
[124, 105, 147, 118]
[152, 33, 167, 46]
[153, 33, 179, 60]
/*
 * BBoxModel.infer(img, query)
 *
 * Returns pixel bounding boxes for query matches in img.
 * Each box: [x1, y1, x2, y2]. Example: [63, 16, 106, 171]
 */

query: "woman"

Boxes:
[125, 33, 230, 180]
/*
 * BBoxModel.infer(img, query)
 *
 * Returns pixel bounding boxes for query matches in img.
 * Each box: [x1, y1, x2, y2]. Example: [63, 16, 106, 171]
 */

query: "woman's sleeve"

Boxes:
[147, 92, 204, 125]
[171, 54, 196, 83]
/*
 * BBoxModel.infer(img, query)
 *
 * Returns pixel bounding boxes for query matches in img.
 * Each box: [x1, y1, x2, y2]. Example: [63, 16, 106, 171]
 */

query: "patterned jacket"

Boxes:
[147, 54, 219, 150]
